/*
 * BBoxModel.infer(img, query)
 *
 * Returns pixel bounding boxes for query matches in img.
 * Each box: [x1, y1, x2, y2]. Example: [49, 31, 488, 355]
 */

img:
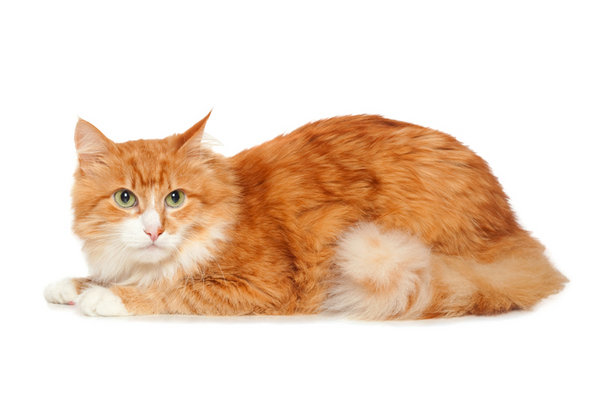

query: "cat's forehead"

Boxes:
[116, 138, 177, 191]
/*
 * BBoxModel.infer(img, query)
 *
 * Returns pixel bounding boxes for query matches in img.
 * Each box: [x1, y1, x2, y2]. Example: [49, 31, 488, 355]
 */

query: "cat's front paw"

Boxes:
[44, 278, 78, 305]
[77, 286, 131, 317]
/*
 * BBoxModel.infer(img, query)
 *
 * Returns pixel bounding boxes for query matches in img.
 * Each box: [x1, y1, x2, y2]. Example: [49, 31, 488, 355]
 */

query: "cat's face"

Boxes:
[71, 115, 238, 284]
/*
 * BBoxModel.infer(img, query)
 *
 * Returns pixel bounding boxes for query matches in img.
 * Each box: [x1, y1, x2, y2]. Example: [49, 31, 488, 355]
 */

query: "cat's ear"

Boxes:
[178, 111, 213, 157]
[74, 118, 116, 171]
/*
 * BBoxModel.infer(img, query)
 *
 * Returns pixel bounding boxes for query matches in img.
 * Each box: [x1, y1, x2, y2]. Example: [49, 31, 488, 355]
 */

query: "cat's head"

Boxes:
[71, 113, 239, 285]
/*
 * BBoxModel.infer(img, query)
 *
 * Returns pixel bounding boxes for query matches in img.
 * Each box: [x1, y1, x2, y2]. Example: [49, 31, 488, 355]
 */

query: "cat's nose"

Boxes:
[144, 227, 164, 242]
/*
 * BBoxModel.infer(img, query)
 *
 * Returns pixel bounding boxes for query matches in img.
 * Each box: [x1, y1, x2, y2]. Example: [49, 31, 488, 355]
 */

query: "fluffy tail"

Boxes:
[323, 223, 568, 319]
[423, 235, 568, 318]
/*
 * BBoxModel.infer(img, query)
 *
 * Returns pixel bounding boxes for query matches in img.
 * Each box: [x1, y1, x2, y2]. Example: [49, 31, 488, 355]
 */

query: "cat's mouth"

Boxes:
[136, 242, 171, 264]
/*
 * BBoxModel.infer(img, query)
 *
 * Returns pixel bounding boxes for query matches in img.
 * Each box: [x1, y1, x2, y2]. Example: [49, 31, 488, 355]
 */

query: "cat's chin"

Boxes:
[134, 244, 172, 264]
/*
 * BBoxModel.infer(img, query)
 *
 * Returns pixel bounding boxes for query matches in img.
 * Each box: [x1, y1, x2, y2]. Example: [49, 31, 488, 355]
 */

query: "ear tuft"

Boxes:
[74, 119, 114, 170]
[178, 111, 218, 156]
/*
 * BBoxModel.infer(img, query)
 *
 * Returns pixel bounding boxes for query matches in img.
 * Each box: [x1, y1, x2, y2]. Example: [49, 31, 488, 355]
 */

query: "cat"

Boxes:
[44, 112, 568, 318]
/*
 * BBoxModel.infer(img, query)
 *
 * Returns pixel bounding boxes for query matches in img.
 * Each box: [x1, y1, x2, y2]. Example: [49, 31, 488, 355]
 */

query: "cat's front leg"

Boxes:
[44, 278, 91, 305]
[103, 275, 283, 316]
[77, 285, 131, 317]
[44, 278, 129, 316]
[49, 274, 284, 317]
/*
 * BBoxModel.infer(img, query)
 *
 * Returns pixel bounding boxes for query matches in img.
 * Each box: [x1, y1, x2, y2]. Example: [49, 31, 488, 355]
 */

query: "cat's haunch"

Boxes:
[44, 113, 567, 318]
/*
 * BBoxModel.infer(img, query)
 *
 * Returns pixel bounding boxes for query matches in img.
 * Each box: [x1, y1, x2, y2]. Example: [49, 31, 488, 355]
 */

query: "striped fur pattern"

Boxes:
[44, 113, 568, 318]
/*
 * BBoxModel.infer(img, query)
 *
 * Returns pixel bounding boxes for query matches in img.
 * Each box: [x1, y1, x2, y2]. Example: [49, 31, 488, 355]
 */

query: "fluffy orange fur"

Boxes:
[47, 113, 567, 318]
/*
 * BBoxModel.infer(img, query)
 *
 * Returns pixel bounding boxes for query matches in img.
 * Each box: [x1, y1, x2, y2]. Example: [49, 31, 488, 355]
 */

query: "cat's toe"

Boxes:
[44, 278, 78, 305]
[77, 286, 130, 317]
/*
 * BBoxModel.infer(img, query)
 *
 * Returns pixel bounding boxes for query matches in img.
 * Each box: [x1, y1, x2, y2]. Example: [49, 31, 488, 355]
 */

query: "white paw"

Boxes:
[77, 286, 130, 317]
[44, 278, 78, 304]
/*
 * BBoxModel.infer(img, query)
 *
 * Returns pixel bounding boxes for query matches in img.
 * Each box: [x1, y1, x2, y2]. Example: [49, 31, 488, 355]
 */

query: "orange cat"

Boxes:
[44, 113, 567, 318]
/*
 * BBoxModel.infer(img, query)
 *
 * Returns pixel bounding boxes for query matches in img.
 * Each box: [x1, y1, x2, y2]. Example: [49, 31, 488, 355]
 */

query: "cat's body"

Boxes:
[44, 114, 567, 318]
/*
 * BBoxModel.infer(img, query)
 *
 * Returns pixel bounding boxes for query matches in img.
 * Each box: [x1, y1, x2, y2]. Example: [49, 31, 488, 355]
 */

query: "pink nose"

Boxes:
[144, 227, 164, 242]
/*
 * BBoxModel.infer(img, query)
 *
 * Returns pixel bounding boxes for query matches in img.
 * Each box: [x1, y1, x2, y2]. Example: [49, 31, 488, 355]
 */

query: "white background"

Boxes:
[1, 1, 597, 399]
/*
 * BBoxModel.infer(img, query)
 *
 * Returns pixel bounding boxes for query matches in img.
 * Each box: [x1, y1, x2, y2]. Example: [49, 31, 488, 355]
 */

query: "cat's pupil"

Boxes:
[121, 191, 130, 203]
[171, 191, 180, 203]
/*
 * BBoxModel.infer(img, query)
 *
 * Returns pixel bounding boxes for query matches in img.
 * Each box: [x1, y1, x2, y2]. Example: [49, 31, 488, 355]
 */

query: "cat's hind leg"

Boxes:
[324, 225, 567, 320]
[323, 223, 432, 319]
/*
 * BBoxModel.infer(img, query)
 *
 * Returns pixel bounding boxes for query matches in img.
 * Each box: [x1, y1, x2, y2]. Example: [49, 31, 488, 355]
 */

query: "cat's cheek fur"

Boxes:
[44, 278, 79, 305]
[177, 222, 229, 273]
[77, 286, 131, 317]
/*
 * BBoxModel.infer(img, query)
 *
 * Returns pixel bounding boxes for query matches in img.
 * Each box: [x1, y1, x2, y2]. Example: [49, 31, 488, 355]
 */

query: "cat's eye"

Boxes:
[165, 190, 185, 208]
[114, 189, 137, 208]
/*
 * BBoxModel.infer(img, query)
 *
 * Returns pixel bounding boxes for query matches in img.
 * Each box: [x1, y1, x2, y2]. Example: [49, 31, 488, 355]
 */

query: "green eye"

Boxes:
[114, 189, 137, 208]
[165, 190, 185, 208]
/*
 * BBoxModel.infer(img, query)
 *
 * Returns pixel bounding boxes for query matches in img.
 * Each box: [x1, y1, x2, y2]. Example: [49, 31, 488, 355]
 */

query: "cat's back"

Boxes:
[229, 114, 426, 206]
[230, 114, 491, 186]
[229, 115, 520, 259]
[234, 114, 417, 160]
